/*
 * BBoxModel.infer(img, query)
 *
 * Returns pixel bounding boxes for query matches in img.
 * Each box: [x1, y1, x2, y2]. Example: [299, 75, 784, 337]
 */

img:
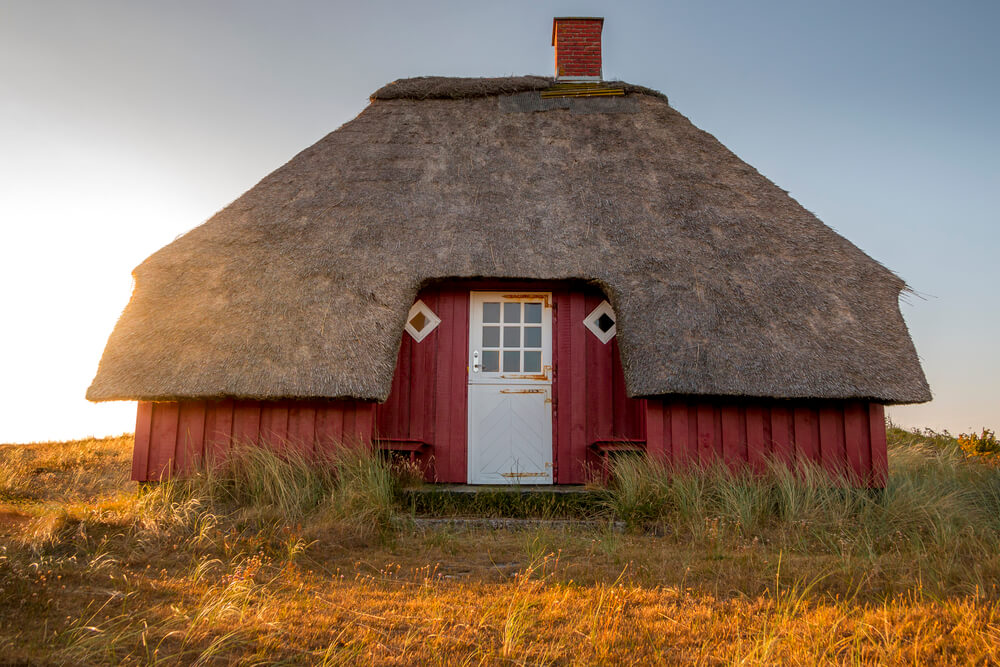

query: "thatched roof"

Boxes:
[87, 76, 930, 405]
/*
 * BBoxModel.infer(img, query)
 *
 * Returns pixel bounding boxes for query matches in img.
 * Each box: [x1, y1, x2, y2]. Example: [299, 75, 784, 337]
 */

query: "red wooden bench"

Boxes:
[377, 438, 429, 463]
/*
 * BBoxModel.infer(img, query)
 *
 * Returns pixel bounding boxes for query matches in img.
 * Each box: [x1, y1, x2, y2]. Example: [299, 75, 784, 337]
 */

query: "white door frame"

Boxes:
[467, 291, 553, 484]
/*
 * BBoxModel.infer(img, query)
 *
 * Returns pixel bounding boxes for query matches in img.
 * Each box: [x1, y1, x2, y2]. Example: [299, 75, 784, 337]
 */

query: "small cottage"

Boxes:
[88, 18, 930, 486]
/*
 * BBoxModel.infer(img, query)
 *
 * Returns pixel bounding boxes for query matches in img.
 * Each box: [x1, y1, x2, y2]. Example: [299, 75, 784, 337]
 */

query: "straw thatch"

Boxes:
[87, 77, 931, 404]
[370, 76, 666, 101]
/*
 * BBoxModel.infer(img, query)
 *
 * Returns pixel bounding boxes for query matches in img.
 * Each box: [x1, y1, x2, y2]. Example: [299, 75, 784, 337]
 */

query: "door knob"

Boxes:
[472, 350, 480, 373]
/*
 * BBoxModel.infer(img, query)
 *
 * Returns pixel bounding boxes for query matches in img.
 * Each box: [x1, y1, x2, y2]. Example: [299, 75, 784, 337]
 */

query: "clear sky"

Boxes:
[0, 0, 996, 443]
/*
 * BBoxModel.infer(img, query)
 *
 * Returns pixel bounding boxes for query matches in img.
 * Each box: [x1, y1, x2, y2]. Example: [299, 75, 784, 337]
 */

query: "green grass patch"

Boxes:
[401, 485, 608, 518]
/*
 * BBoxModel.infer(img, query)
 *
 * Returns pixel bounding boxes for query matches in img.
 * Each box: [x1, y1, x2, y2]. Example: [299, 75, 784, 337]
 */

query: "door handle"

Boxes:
[472, 350, 480, 373]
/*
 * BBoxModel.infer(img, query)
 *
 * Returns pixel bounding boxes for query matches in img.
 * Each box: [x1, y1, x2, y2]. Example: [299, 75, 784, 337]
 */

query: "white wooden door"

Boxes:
[467, 292, 553, 484]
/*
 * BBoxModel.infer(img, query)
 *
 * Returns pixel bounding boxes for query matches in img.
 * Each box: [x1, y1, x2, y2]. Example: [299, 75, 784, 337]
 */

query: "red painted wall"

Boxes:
[132, 399, 375, 481]
[375, 283, 470, 482]
[375, 282, 643, 483]
[644, 399, 887, 486]
[132, 280, 889, 486]
[552, 286, 645, 483]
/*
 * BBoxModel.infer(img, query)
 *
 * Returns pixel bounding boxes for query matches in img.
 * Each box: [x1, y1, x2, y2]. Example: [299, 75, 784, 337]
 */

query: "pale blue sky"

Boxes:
[0, 0, 996, 442]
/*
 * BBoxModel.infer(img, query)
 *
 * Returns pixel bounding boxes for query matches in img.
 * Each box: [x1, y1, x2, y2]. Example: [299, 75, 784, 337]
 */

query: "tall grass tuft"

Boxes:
[213, 442, 335, 517]
[710, 464, 772, 533]
[134, 440, 400, 539]
[324, 444, 398, 534]
[605, 439, 1000, 591]
[601, 454, 671, 531]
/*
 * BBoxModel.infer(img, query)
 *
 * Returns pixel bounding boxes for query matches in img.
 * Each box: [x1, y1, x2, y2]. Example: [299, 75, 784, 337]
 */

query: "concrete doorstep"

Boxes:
[396, 516, 625, 533]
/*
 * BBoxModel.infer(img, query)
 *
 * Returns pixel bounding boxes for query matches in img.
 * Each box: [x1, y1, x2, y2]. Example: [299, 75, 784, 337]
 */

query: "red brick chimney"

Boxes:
[552, 17, 604, 81]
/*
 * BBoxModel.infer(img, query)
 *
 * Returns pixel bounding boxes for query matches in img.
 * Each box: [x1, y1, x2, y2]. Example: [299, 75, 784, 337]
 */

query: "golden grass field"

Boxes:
[1, 428, 999, 665]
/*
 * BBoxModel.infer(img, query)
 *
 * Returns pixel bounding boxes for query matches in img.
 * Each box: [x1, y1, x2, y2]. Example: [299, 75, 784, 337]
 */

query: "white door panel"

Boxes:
[467, 292, 553, 485]
[468, 386, 552, 484]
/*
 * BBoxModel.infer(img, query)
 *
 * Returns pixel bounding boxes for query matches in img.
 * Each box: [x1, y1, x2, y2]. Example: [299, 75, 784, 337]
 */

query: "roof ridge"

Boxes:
[370, 75, 667, 102]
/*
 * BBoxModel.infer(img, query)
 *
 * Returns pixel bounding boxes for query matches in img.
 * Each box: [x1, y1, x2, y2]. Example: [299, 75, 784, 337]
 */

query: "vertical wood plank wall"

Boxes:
[551, 286, 645, 483]
[375, 283, 470, 482]
[644, 399, 887, 485]
[132, 280, 890, 486]
[374, 282, 643, 483]
[132, 399, 375, 482]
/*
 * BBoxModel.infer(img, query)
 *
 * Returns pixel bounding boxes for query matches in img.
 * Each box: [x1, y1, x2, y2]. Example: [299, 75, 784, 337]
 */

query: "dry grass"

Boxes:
[1, 430, 999, 664]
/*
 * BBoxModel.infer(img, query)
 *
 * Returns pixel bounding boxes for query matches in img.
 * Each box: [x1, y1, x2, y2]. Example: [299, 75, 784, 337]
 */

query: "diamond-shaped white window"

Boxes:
[584, 300, 617, 344]
[404, 299, 441, 342]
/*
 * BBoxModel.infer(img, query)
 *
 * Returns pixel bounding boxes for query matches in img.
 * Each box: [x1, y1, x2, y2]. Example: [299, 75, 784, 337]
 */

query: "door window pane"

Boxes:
[523, 326, 541, 348]
[523, 351, 542, 373]
[524, 303, 542, 323]
[483, 302, 500, 323]
[482, 326, 500, 347]
[503, 326, 520, 347]
[503, 302, 520, 323]
[503, 351, 520, 372]
[475, 296, 550, 377]
[482, 350, 499, 372]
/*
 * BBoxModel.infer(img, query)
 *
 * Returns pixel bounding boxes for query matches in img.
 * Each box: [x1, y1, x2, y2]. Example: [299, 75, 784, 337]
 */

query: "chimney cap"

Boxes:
[551, 16, 604, 46]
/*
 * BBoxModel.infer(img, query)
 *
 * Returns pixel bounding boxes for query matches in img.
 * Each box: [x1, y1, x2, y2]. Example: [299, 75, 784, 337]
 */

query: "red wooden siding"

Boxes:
[644, 399, 888, 485]
[374, 283, 469, 482]
[869, 404, 888, 487]
[132, 280, 890, 487]
[131, 401, 153, 481]
[132, 399, 375, 481]
[552, 287, 644, 483]
[375, 281, 644, 483]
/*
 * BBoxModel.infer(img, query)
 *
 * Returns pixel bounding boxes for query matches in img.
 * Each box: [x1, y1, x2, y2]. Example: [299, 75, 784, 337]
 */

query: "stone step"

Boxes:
[399, 516, 624, 533]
